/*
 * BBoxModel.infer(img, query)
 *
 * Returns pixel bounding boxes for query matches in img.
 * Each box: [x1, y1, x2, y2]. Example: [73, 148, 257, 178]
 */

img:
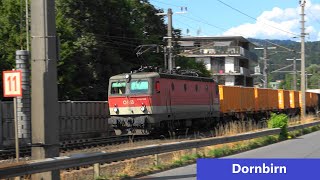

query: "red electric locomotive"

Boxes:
[108, 69, 220, 135]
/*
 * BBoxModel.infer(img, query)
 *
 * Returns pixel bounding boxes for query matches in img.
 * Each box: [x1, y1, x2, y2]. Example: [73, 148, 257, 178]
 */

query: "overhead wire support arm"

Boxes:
[254, 46, 276, 88]
[135, 44, 162, 57]
[270, 64, 293, 73]
[156, 7, 187, 72]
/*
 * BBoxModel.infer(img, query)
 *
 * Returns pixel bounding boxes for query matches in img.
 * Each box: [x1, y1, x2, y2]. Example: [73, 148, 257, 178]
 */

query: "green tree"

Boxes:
[175, 56, 212, 77]
[306, 64, 320, 89]
[278, 74, 293, 90]
[0, 0, 27, 100]
[55, 0, 167, 100]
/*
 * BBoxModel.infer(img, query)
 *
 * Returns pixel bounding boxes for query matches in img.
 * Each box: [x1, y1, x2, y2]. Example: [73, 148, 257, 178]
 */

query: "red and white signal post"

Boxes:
[3, 70, 22, 161]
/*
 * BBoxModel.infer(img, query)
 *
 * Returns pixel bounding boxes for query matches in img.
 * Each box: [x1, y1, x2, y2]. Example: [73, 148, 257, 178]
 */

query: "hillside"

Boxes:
[249, 38, 320, 88]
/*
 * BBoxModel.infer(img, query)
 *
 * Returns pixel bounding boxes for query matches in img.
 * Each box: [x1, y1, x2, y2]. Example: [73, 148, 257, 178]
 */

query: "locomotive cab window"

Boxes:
[130, 80, 149, 94]
[111, 81, 126, 94]
[155, 81, 160, 93]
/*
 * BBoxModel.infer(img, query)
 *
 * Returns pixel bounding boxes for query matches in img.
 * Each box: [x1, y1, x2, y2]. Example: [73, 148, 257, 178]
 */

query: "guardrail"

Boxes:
[1, 121, 320, 178]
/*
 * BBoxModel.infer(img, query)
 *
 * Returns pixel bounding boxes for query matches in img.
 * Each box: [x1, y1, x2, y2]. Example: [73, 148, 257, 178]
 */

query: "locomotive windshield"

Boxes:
[111, 81, 126, 94]
[130, 80, 149, 94]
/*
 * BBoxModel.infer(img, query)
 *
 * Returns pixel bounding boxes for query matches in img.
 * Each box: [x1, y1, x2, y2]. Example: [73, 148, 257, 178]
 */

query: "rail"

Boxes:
[1, 121, 320, 178]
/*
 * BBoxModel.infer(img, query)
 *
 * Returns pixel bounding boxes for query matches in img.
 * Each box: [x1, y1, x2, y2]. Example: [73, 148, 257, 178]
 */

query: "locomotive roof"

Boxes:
[110, 72, 214, 82]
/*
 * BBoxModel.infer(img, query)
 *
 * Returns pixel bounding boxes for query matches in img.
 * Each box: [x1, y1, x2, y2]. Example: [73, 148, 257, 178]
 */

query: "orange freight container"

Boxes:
[267, 89, 278, 110]
[310, 92, 318, 107]
[289, 90, 300, 108]
[284, 90, 290, 109]
[294, 91, 300, 108]
[306, 92, 312, 107]
[241, 87, 255, 112]
[299, 92, 312, 108]
[219, 85, 241, 113]
[278, 89, 285, 109]
[254, 88, 269, 111]
[314, 93, 318, 107]
[299, 92, 302, 107]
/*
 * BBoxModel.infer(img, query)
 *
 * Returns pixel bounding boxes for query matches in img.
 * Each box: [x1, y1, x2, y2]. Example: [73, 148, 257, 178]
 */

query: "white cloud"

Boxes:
[223, 0, 320, 41]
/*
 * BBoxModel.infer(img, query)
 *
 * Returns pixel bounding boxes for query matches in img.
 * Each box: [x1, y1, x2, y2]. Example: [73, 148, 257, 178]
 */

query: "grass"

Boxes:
[214, 120, 267, 137]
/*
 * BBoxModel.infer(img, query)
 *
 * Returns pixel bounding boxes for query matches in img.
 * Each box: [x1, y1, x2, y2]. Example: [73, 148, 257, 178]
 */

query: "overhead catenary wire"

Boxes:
[216, 0, 299, 37]
[150, 0, 300, 53]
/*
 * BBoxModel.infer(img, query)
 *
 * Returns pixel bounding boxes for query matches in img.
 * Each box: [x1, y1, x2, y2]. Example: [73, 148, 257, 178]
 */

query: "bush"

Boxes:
[268, 113, 288, 140]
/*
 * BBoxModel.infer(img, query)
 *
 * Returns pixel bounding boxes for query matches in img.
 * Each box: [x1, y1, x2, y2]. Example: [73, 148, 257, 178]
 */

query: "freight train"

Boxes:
[108, 68, 320, 135]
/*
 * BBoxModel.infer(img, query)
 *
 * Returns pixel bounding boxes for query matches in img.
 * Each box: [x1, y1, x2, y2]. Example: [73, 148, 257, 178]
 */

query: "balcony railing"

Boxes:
[240, 67, 252, 76]
[180, 46, 258, 61]
[212, 67, 253, 77]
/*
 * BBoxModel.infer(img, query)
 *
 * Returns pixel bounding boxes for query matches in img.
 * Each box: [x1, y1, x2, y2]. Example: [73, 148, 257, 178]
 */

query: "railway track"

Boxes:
[0, 118, 271, 160]
[0, 135, 151, 160]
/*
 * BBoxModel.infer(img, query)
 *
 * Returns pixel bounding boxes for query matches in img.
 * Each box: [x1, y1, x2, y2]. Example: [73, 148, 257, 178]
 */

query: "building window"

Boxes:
[184, 84, 187, 92]
[195, 84, 198, 92]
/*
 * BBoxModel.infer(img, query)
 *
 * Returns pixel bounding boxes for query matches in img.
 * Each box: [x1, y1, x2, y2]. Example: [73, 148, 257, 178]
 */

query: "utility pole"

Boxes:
[156, 8, 187, 72]
[300, 0, 306, 118]
[286, 57, 301, 90]
[167, 8, 173, 72]
[255, 46, 276, 88]
[31, 0, 59, 179]
[263, 47, 268, 88]
[25, 0, 29, 51]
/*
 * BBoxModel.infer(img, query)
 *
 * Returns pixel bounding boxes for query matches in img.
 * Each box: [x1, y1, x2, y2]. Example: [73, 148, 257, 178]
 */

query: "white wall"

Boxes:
[225, 76, 235, 86]
[225, 57, 234, 73]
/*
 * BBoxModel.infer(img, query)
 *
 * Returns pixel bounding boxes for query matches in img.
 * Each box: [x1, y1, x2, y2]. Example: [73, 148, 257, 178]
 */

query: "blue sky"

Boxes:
[149, 0, 320, 41]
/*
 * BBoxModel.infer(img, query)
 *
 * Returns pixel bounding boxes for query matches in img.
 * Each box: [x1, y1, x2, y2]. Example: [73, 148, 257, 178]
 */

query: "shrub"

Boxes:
[268, 113, 288, 140]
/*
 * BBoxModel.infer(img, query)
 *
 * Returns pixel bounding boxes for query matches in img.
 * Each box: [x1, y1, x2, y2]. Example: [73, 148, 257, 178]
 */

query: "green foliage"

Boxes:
[278, 74, 293, 90]
[306, 64, 320, 89]
[0, 0, 29, 99]
[54, 0, 168, 100]
[251, 39, 320, 88]
[175, 56, 212, 77]
[268, 113, 288, 140]
[0, 0, 169, 100]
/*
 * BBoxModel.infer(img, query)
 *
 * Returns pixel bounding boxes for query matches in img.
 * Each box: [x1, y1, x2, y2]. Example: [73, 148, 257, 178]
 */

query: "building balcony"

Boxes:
[180, 46, 258, 62]
[212, 67, 253, 77]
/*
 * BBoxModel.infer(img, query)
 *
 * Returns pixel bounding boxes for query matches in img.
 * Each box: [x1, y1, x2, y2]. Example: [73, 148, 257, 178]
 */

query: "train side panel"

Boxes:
[278, 89, 285, 109]
[254, 88, 268, 111]
[241, 87, 255, 112]
[267, 89, 278, 110]
[306, 92, 312, 108]
[156, 77, 219, 120]
[289, 90, 300, 108]
[311, 92, 318, 107]
[284, 90, 290, 109]
[278, 89, 294, 109]
[219, 85, 241, 113]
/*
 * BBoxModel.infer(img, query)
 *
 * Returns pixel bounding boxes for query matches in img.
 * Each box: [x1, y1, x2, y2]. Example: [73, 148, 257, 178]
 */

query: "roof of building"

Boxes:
[180, 36, 253, 43]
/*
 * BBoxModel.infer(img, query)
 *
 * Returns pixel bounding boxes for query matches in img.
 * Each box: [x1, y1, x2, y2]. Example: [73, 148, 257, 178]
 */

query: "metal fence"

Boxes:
[0, 101, 110, 147]
[1, 121, 319, 179]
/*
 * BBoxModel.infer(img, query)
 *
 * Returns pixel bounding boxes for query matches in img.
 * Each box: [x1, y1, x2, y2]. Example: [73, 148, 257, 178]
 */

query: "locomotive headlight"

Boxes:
[125, 74, 131, 83]
[140, 105, 146, 112]
[113, 105, 119, 113]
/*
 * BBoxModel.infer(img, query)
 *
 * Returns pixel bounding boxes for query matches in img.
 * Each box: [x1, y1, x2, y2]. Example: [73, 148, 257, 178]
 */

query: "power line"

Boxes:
[179, 14, 229, 33]
[306, 9, 320, 26]
[216, 0, 299, 37]
[263, 39, 295, 52]
[150, 0, 181, 8]
[151, 1, 298, 55]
